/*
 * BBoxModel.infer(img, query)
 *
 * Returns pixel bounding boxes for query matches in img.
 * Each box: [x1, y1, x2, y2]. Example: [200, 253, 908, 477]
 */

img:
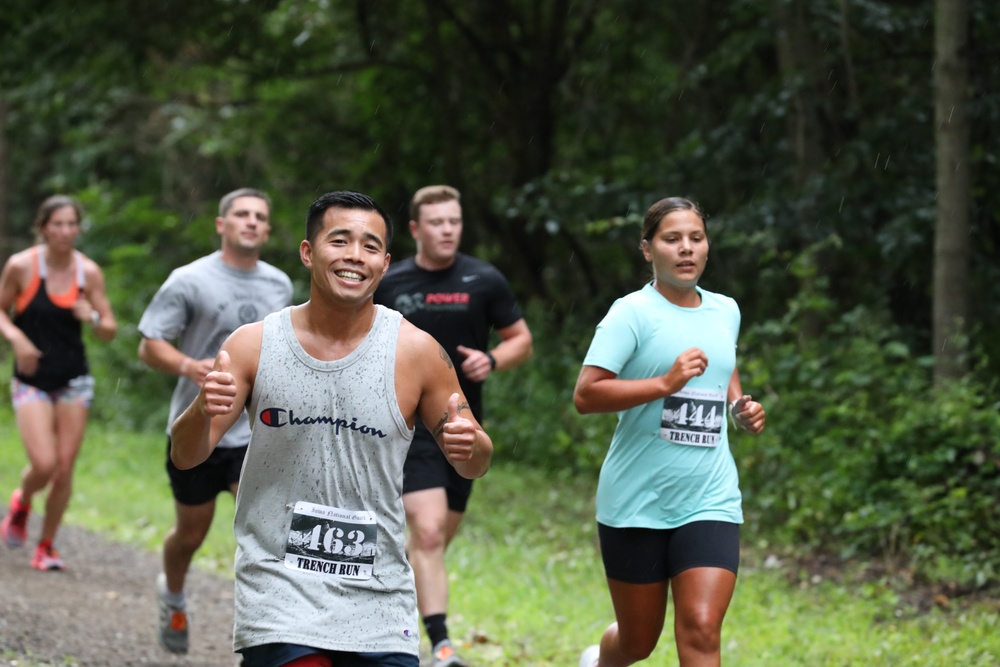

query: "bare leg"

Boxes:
[163, 499, 216, 594]
[14, 401, 58, 506]
[444, 508, 464, 547]
[670, 567, 737, 667]
[404, 487, 452, 618]
[596, 579, 669, 667]
[38, 403, 88, 544]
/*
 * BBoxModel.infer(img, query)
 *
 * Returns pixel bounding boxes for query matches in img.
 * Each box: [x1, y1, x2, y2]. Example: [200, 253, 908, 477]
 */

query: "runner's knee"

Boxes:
[408, 521, 446, 553]
[675, 609, 722, 655]
[616, 623, 660, 662]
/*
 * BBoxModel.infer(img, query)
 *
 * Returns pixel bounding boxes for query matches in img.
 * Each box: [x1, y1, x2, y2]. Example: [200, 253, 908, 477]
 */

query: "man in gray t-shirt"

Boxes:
[137, 188, 293, 656]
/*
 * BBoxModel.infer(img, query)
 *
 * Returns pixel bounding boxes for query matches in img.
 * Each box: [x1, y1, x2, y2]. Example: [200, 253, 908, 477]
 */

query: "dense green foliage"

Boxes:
[2, 1, 998, 587]
[737, 308, 1000, 586]
[4, 2, 999, 333]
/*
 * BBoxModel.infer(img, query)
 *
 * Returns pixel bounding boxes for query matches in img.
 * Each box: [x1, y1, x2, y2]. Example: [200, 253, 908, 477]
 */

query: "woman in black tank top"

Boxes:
[0, 195, 117, 571]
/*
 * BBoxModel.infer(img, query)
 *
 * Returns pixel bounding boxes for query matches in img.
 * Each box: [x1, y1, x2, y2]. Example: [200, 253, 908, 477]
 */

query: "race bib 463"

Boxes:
[283, 501, 377, 580]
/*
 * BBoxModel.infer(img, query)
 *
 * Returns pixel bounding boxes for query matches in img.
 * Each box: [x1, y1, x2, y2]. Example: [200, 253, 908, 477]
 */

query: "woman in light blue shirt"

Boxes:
[574, 197, 766, 667]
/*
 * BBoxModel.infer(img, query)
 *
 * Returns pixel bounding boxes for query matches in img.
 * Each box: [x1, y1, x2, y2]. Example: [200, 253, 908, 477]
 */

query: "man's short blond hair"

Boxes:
[409, 185, 460, 221]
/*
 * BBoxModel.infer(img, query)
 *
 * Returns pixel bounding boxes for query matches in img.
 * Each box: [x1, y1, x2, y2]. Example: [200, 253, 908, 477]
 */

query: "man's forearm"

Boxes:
[492, 335, 532, 371]
[454, 429, 493, 480]
[169, 402, 214, 470]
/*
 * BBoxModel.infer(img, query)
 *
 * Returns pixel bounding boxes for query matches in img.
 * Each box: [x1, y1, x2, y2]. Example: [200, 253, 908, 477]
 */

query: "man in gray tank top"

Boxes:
[137, 188, 293, 655]
[170, 191, 493, 667]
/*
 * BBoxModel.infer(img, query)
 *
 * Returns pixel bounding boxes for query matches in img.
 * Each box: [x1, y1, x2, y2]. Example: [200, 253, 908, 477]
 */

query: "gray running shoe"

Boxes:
[156, 573, 189, 654]
[431, 639, 468, 667]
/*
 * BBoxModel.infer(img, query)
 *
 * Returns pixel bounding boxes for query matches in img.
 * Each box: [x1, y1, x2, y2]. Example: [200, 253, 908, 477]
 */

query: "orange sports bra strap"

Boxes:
[21, 246, 81, 310]
[14, 247, 43, 314]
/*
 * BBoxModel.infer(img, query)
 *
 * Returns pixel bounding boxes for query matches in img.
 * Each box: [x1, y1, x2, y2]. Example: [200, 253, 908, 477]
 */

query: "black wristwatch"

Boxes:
[486, 352, 497, 370]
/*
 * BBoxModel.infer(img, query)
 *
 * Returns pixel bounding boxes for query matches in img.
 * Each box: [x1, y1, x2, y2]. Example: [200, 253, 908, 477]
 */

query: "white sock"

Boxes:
[160, 577, 186, 607]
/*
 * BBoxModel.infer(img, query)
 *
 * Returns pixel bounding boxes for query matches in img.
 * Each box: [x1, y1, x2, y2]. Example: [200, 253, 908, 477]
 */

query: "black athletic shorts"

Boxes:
[597, 520, 740, 584]
[165, 437, 246, 506]
[239, 642, 418, 667]
[403, 433, 473, 513]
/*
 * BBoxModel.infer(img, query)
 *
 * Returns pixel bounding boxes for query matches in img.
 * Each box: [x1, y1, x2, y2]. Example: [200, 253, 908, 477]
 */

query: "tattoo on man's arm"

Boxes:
[438, 345, 454, 369]
[431, 400, 471, 438]
[432, 414, 447, 438]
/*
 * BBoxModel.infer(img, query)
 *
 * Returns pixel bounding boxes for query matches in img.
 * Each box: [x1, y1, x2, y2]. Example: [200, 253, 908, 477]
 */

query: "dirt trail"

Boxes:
[0, 516, 237, 667]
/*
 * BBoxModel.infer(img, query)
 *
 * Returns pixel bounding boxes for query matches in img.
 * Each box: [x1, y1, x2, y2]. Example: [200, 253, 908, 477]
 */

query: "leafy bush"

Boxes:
[76, 186, 212, 431]
[738, 305, 1000, 586]
[484, 301, 616, 472]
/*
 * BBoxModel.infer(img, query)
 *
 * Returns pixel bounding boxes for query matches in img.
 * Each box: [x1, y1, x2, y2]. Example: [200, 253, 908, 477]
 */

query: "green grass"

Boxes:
[2, 416, 999, 666]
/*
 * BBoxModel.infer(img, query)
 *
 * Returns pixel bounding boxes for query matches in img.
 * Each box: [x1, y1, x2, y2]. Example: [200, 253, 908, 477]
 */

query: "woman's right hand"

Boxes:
[664, 347, 708, 392]
[12, 335, 43, 377]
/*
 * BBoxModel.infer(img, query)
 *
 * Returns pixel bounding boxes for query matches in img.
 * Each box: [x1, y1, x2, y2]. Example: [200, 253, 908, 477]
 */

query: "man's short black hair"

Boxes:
[306, 191, 393, 248]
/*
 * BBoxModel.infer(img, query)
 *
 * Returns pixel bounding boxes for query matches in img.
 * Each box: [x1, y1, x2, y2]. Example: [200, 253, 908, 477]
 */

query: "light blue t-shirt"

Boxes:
[582, 282, 743, 529]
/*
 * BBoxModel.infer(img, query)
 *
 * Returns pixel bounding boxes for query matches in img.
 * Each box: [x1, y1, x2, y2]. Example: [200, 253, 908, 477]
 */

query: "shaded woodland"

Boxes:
[2, 1, 998, 586]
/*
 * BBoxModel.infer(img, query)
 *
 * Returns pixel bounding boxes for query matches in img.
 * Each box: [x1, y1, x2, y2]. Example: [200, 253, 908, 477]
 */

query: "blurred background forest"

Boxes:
[1, 1, 998, 588]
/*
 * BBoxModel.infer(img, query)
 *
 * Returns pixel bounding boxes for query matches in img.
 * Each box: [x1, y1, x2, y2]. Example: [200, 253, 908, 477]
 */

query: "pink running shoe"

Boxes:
[0, 489, 30, 548]
[31, 543, 65, 571]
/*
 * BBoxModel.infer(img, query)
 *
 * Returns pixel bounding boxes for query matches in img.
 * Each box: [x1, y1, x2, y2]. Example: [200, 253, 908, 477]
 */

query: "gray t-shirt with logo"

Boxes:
[138, 251, 293, 448]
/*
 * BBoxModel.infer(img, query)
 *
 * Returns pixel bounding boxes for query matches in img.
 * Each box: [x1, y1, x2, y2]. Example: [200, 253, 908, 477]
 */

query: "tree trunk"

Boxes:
[772, 0, 824, 186]
[932, 0, 970, 383]
[772, 0, 827, 340]
[0, 99, 8, 262]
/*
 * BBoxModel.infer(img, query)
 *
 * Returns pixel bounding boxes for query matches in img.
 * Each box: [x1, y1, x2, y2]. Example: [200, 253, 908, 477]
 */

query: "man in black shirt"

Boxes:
[374, 185, 532, 667]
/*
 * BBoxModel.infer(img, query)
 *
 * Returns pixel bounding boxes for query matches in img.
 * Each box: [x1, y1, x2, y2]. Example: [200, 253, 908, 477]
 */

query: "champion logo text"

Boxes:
[258, 408, 388, 439]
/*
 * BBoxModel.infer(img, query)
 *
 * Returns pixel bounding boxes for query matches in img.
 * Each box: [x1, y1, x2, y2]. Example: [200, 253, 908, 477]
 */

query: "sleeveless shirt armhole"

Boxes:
[75, 251, 87, 290]
[382, 307, 415, 440]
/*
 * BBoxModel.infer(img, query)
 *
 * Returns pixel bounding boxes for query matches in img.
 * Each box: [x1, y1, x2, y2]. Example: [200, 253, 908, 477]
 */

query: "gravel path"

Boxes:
[0, 515, 238, 667]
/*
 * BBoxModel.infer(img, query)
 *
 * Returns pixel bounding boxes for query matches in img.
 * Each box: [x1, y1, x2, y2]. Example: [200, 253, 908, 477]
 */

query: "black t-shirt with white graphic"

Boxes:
[374, 252, 523, 424]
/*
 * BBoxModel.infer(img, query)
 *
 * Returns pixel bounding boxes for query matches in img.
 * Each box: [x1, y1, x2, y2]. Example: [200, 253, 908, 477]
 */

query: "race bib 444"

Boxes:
[660, 387, 725, 447]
